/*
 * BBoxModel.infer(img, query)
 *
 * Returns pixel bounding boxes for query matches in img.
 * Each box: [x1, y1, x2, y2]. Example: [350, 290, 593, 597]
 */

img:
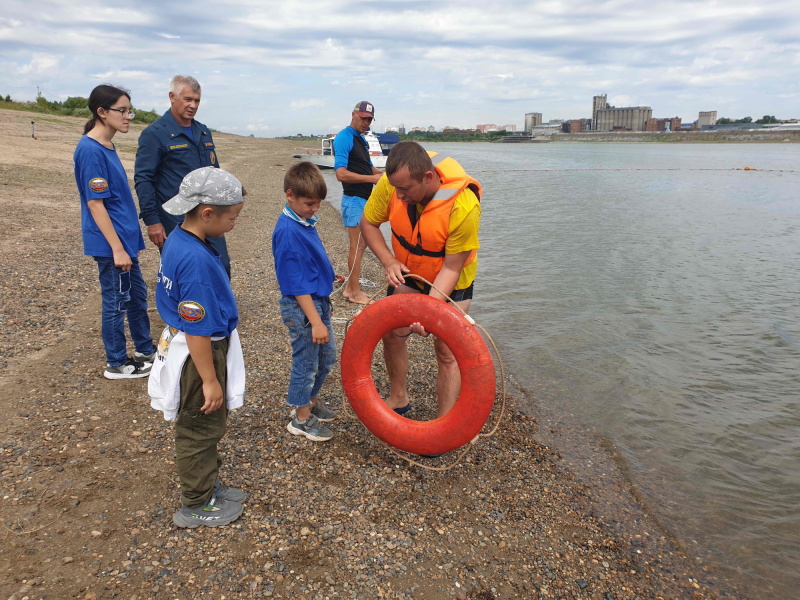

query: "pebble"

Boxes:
[0, 126, 747, 600]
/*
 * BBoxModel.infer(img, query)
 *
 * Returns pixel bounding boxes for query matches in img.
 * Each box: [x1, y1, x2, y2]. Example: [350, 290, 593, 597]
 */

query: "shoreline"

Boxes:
[0, 108, 757, 599]
[549, 130, 800, 143]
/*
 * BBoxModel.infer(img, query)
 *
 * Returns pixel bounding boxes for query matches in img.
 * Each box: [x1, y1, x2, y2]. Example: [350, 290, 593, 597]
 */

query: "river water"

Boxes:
[324, 142, 800, 598]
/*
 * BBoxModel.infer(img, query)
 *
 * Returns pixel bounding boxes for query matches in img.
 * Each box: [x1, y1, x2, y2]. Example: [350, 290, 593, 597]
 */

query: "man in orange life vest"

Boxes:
[360, 141, 482, 418]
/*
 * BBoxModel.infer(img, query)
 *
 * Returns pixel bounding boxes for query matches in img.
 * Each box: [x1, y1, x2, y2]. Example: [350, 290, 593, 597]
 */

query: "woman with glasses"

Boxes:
[73, 84, 156, 379]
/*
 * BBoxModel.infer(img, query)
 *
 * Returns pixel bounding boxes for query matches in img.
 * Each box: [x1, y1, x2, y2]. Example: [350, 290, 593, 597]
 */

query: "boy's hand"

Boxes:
[409, 321, 431, 338]
[200, 380, 224, 414]
[311, 322, 329, 344]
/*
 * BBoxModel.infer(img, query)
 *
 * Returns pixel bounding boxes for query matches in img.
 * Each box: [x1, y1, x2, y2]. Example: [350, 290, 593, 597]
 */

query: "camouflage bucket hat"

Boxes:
[162, 167, 243, 215]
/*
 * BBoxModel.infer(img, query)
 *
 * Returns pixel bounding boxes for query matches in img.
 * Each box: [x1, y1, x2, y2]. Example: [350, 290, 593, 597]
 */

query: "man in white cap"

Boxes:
[333, 101, 382, 304]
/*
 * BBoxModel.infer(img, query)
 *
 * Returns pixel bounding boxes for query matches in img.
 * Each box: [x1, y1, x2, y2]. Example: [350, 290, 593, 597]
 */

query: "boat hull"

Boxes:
[293, 131, 393, 170]
[292, 153, 336, 169]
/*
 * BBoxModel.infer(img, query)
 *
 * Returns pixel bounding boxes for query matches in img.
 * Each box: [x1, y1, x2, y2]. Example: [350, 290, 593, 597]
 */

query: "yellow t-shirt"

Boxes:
[364, 174, 480, 289]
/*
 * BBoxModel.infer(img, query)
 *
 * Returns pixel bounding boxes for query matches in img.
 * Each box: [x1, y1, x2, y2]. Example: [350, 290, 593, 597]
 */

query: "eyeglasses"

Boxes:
[107, 107, 136, 119]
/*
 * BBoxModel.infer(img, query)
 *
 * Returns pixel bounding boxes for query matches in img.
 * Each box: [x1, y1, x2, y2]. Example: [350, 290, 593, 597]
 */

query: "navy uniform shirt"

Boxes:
[134, 109, 219, 233]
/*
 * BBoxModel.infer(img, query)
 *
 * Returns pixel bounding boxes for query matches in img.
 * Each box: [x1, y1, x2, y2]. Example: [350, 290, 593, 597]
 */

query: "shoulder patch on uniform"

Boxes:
[178, 300, 206, 322]
[89, 177, 108, 192]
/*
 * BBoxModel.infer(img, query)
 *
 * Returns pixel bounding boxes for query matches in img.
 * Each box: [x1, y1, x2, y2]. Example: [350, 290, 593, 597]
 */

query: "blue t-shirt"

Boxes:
[333, 126, 372, 170]
[73, 135, 146, 258]
[272, 213, 335, 298]
[156, 227, 238, 337]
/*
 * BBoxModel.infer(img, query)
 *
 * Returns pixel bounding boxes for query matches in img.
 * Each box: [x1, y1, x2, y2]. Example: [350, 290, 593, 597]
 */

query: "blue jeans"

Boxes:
[95, 257, 154, 367]
[279, 296, 336, 408]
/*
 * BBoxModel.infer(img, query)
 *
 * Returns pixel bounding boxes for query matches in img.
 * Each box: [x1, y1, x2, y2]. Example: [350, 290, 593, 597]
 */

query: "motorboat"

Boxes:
[294, 131, 399, 169]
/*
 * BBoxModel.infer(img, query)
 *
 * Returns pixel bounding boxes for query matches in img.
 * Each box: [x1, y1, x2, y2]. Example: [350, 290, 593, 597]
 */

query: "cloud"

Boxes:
[0, 0, 798, 135]
[290, 99, 326, 110]
[15, 53, 61, 75]
[90, 70, 153, 82]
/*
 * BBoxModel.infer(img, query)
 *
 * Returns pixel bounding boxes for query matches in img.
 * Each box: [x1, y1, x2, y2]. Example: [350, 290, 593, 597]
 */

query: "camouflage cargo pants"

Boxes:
[174, 338, 229, 507]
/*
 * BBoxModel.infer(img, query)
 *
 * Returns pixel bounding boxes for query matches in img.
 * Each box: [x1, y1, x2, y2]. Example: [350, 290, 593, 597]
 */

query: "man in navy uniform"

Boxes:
[135, 75, 231, 276]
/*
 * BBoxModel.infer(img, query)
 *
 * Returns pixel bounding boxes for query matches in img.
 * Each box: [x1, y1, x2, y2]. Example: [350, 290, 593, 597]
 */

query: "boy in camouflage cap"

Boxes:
[152, 166, 248, 527]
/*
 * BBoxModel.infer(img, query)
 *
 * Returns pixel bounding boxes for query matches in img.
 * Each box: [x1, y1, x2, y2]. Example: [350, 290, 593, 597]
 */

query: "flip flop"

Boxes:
[393, 402, 412, 415]
[344, 296, 370, 305]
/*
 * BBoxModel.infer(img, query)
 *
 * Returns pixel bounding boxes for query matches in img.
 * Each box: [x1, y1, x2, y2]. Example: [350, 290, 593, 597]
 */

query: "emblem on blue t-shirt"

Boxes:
[178, 300, 206, 322]
[210, 151, 216, 165]
[89, 177, 108, 192]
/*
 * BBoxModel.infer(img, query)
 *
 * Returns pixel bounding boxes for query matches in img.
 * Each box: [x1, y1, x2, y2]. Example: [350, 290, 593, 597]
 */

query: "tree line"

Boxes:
[399, 129, 512, 142]
[717, 115, 780, 124]
[0, 90, 161, 124]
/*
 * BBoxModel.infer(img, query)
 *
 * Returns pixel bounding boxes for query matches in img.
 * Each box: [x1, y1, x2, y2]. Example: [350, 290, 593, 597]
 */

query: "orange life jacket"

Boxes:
[389, 155, 481, 283]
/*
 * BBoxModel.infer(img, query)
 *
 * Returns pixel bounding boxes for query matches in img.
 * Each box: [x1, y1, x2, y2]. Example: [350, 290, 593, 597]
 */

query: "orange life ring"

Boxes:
[341, 294, 495, 455]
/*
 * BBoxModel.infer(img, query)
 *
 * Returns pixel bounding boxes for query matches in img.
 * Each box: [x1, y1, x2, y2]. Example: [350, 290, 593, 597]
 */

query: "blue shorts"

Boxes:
[341, 194, 367, 228]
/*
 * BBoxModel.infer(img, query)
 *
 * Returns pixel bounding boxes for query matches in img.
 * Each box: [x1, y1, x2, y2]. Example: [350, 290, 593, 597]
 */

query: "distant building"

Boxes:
[427, 125, 436, 133]
[591, 95, 607, 131]
[698, 111, 717, 127]
[524, 112, 543, 132]
[476, 124, 497, 133]
[530, 124, 562, 136]
[562, 119, 591, 133]
[398, 124, 406, 135]
[592, 94, 652, 132]
[500, 124, 517, 132]
[646, 117, 682, 132]
[702, 122, 764, 132]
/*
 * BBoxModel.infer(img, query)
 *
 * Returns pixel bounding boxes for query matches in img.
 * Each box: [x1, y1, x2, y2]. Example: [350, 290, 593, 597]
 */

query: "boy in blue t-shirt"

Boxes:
[272, 162, 340, 442]
[154, 167, 247, 528]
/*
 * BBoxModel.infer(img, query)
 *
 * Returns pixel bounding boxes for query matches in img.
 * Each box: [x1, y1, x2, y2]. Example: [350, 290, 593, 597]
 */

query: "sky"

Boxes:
[1, 0, 799, 138]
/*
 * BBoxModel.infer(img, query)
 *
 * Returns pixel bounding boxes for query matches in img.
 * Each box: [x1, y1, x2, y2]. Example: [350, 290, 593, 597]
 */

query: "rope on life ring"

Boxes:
[340, 293, 496, 456]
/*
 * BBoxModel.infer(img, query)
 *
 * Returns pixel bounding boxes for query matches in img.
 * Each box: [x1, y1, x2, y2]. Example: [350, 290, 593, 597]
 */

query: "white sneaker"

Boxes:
[104, 357, 151, 380]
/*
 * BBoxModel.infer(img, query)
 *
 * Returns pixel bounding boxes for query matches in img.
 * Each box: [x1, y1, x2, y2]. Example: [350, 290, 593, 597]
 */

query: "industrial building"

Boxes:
[698, 111, 717, 127]
[524, 112, 543, 133]
[592, 95, 652, 132]
[646, 117, 682, 132]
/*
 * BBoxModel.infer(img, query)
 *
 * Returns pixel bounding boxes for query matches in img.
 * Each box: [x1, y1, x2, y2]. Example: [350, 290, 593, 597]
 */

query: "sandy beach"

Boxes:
[0, 108, 754, 600]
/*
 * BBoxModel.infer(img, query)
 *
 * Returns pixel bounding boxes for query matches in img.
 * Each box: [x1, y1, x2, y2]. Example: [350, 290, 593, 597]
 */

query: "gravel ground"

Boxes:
[0, 108, 757, 600]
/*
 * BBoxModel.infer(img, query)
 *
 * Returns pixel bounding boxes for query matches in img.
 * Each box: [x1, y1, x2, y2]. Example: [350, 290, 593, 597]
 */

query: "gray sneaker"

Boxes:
[134, 349, 157, 364]
[214, 478, 247, 503]
[287, 414, 333, 442]
[290, 404, 337, 422]
[172, 496, 243, 528]
[104, 357, 151, 380]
